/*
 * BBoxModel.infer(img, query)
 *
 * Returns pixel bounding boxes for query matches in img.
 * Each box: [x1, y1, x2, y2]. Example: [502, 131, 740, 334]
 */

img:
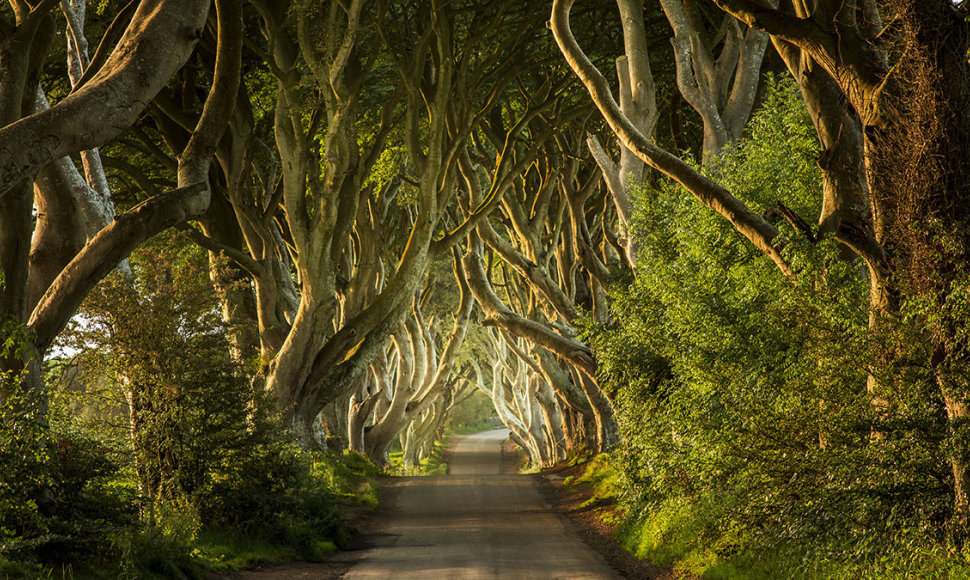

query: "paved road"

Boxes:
[341, 429, 620, 579]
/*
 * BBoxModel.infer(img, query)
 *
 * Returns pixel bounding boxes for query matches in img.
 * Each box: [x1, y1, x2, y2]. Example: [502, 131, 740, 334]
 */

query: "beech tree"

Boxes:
[554, 0, 970, 528]
[356, 257, 474, 463]
[5, 0, 970, 574]
[0, 0, 242, 407]
[153, 0, 558, 446]
[456, 122, 624, 453]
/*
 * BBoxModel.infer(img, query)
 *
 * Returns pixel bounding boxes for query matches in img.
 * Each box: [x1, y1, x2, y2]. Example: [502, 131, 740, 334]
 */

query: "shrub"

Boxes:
[15, 234, 352, 574]
[586, 76, 963, 575]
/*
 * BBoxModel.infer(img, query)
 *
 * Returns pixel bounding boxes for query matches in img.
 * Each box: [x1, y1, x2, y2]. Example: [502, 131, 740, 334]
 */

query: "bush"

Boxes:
[586, 76, 963, 575]
[0, 347, 138, 574]
[1, 234, 354, 575]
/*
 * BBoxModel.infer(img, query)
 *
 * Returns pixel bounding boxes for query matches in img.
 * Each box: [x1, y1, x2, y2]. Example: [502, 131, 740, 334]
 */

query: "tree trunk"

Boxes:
[711, 0, 970, 527]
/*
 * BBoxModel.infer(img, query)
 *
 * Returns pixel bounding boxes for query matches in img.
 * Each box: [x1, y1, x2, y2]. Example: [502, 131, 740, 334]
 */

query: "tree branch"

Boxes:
[550, 0, 794, 279]
[0, 0, 211, 197]
[179, 223, 263, 276]
[28, 184, 210, 352]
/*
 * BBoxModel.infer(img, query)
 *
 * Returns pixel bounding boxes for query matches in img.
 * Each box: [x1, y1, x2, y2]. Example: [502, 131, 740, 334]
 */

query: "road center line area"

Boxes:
[341, 429, 621, 579]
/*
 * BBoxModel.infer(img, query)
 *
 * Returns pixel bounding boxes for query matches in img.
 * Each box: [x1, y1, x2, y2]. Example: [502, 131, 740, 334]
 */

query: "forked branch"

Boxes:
[550, 0, 794, 279]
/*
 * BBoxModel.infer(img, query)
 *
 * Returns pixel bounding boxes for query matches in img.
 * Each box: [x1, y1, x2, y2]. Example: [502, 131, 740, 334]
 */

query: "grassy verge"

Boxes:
[388, 438, 450, 476]
[559, 454, 970, 579]
[189, 449, 381, 574]
[560, 453, 624, 524]
[0, 449, 382, 579]
[192, 529, 337, 573]
[316, 449, 383, 507]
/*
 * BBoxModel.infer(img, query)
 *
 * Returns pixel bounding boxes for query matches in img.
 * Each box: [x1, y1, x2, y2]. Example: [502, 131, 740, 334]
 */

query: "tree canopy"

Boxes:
[3, 0, 970, 576]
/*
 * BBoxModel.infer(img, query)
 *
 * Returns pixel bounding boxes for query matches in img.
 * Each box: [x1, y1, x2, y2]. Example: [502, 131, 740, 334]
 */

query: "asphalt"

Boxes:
[341, 429, 621, 579]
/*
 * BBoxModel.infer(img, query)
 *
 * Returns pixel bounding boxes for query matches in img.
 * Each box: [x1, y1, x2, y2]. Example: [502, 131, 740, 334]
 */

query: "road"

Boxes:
[341, 429, 621, 579]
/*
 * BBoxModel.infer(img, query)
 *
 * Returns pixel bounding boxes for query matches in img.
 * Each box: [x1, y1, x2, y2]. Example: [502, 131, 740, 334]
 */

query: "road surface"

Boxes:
[341, 429, 620, 579]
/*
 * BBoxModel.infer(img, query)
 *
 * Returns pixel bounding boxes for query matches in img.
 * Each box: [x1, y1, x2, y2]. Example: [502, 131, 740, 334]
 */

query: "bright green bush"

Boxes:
[587, 76, 962, 576]
[0, 300, 138, 574]
[0, 235, 358, 575]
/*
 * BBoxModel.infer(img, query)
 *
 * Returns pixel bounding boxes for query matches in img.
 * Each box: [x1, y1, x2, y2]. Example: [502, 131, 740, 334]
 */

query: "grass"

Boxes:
[388, 438, 450, 475]
[555, 453, 970, 579]
[569, 454, 622, 505]
[614, 493, 970, 578]
[560, 455, 767, 577]
[193, 530, 336, 572]
[315, 449, 382, 507]
[615, 494, 727, 576]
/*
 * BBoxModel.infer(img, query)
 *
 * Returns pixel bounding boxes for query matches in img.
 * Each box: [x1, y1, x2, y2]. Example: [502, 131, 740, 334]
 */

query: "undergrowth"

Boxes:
[0, 442, 381, 578]
[388, 438, 450, 476]
[576, 78, 970, 578]
[567, 452, 970, 579]
[0, 239, 385, 577]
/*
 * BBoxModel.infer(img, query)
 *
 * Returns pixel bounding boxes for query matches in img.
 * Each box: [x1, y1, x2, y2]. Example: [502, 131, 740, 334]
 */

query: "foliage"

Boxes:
[0, 276, 131, 573]
[314, 449, 382, 508]
[7, 1, 969, 575]
[388, 438, 450, 476]
[0, 236, 382, 575]
[444, 389, 499, 433]
[563, 454, 623, 519]
[584, 77, 966, 576]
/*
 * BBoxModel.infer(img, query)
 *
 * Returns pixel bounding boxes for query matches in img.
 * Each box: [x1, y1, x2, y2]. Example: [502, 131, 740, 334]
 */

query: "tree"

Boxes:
[0, 0, 243, 412]
[67, 237, 247, 506]
[178, 0, 562, 445]
[554, 0, 970, 531]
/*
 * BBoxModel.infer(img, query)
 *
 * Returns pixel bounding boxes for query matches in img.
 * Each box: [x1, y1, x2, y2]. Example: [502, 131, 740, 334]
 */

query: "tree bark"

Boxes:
[0, 0, 213, 197]
[28, 0, 242, 355]
[551, 0, 794, 278]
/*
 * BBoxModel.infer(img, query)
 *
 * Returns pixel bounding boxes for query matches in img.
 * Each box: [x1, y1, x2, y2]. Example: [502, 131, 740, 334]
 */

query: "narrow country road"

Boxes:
[341, 429, 621, 579]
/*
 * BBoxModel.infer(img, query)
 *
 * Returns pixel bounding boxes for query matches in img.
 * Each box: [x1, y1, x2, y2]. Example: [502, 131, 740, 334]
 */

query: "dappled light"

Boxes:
[344, 430, 616, 579]
[2, 0, 970, 577]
